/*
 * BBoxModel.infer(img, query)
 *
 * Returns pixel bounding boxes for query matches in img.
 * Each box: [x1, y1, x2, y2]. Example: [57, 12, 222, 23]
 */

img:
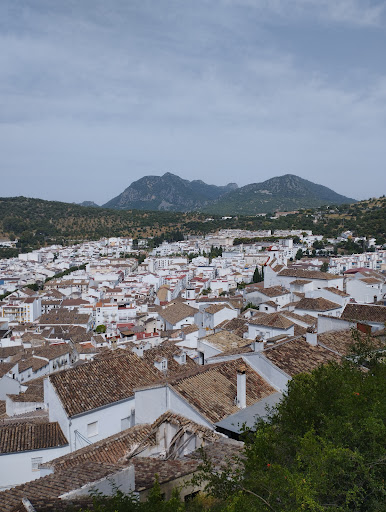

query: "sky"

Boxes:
[1, 0, 386, 204]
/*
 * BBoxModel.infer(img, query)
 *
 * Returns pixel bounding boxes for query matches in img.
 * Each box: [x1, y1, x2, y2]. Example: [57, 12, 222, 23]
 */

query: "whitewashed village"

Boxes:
[0, 229, 385, 510]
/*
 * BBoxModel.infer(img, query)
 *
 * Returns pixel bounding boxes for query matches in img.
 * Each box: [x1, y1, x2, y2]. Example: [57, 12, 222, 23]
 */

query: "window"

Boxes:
[31, 457, 43, 471]
[87, 421, 98, 438]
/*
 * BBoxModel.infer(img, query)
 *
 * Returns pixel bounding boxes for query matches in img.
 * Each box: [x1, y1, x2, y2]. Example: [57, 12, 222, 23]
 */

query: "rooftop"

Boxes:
[49, 354, 160, 417]
[263, 338, 340, 377]
[0, 422, 67, 453]
[341, 304, 386, 323]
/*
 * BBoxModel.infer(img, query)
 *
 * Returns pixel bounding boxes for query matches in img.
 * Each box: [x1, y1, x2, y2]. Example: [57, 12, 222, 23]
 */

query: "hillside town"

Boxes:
[0, 230, 385, 510]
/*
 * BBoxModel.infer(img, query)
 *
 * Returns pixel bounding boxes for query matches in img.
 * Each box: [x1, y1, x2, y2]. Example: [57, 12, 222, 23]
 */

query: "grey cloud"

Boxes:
[0, 0, 385, 203]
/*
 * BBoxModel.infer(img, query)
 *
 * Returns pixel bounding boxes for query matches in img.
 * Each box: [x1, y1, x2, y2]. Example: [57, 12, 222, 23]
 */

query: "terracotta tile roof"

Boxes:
[0, 400, 6, 418]
[170, 359, 276, 424]
[324, 287, 350, 297]
[196, 297, 243, 309]
[218, 317, 249, 338]
[74, 342, 97, 354]
[264, 338, 340, 376]
[210, 344, 254, 358]
[150, 410, 220, 443]
[49, 354, 160, 417]
[133, 457, 199, 491]
[249, 312, 295, 330]
[18, 357, 49, 373]
[281, 311, 316, 326]
[159, 303, 198, 326]
[141, 341, 197, 375]
[341, 304, 386, 323]
[205, 303, 233, 314]
[0, 346, 22, 359]
[33, 344, 72, 360]
[42, 423, 152, 471]
[8, 377, 45, 403]
[0, 422, 67, 453]
[0, 461, 126, 512]
[0, 362, 15, 378]
[258, 286, 290, 297]
[293, 325, 307, 336]
[359, 277, 383, 284]
[201, 331, 250, 352]
[61, 299, 90, 306]
[182, 323, 199, 335]
[316, 329, 360, 355]
[294, 297, 341, 311]
[278, 268, 340, 280]
[290, 279, 312, 285]
[156, 285, 170, 302]
[38, 309, 90, 325]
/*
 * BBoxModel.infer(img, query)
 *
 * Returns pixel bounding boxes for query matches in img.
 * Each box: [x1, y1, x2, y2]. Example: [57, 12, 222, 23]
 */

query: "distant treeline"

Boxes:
[0, 196, 384, 254]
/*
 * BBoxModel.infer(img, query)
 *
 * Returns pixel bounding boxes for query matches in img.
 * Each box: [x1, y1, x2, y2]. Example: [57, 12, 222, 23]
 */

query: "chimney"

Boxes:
[237, 365, 247, 409]
[133, 345, 144, 357]
[253, 336, 265, 352]
[306, 327, 317, 346]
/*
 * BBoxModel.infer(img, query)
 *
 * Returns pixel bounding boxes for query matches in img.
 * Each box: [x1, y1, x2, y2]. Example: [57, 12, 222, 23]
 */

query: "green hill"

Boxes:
[205, 174, 356, 215]
[103, 172, 238, 211]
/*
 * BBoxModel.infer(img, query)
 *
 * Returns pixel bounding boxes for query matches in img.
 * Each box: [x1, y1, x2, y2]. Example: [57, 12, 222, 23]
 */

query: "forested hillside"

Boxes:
[0, 196, 384, 254]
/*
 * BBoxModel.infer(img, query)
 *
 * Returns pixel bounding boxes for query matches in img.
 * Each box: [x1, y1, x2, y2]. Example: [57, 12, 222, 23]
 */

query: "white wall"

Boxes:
[45, 377, 137, 451]
[346, 280, 383, 304]
[317, 316, 351, 334]
[0, 374, 20, 400]
[244, 353, 290, 392]
[246, 323, 294, 341]
[135, 385, 213, 429]
[6, 396, 45, 417]
[0, 445, 70, 489]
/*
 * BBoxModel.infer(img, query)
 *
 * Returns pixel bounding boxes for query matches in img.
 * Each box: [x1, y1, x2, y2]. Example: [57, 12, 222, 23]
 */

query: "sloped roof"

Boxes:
[278, 268, 339, 280]
[205, 303, 233, 315]
[263, 338, 340, 376]
[294, 297, 341, 311]
[201, 331, 249, 351]
[49, 354, 160, 417]
[249, 312, 295, 330]
[324, 287, 350, 297]
[258, 286, 290, 297]
[170, 358, 275, 424]
[0, 422, 67, 453]
[41, 423, 152, 471]
[0, 461, 126, 512]
[159, 303, 198, 326]
[38, 309, 90, 325]
[341, 304, 386, 323]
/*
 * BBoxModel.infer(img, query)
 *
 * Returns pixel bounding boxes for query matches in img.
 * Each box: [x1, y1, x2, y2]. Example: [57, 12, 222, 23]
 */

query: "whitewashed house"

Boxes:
[44, 354, 159, 452]
[0, 422, 69, 489]
[245, 313, 295, 341]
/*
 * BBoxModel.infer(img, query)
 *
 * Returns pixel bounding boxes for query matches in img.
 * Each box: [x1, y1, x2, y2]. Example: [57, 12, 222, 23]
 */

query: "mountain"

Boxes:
[204, 174, 356, 215]
[78, 201, 100, 208]
[103, 172, 238, 211]
[103, 173, 355, 215]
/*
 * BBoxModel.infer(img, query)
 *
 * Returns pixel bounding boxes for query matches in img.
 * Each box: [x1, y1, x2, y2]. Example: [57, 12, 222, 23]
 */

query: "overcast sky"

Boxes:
[1, 0, 386, 204]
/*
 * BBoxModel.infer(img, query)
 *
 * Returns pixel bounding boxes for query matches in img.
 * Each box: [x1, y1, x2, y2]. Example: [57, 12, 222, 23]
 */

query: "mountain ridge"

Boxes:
[101, 173, 355, 214]
[102, 172, 238, 211]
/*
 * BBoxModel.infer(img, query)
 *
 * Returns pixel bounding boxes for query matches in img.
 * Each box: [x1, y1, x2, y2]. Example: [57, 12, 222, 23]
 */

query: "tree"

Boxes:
[253, 266, 263, 283]
[295, 248, 303, 260]
[95, 324, 106, 334]
[196, 332, 386, 511]
[320, 261, 329, 272]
